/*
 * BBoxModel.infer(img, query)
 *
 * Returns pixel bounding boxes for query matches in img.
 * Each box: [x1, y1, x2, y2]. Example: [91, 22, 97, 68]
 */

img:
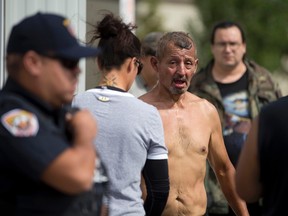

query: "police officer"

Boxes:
[0, 12, 101, 215]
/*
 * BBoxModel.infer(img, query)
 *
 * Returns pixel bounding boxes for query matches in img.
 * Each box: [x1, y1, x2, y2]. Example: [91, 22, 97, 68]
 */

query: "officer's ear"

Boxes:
[96, 58, 103, 71]
[22, 51, 42, 76]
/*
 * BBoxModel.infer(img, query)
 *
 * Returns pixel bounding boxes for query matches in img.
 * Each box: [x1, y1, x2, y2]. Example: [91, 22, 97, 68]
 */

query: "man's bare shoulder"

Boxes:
[187, 92, 217, 113]
[140, 91, 217, 115]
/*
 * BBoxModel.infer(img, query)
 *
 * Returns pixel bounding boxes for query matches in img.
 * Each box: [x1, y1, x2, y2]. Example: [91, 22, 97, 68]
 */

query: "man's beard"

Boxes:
[169, 86, 187, 95]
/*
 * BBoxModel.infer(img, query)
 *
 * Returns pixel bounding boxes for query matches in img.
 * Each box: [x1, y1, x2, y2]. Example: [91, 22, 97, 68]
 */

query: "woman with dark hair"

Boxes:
[72, 13, 169, 216]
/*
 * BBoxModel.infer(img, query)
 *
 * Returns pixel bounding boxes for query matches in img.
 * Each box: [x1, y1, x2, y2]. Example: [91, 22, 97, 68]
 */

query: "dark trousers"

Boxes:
[208, 202, 262, 216]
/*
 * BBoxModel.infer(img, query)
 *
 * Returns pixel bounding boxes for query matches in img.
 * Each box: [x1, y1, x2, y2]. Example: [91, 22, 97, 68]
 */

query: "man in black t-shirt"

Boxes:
[189, 21, 282, 216]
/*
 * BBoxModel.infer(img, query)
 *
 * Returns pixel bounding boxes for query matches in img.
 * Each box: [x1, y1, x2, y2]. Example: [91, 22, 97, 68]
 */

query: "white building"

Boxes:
[0, 0, 200, 92]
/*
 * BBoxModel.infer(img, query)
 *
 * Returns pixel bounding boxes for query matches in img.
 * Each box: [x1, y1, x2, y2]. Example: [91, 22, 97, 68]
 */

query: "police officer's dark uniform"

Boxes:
[0, 12, 105, 216]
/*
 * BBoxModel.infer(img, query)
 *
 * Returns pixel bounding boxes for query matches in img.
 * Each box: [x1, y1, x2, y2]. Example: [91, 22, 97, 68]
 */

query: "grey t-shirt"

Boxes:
[72, 87, 168, 216]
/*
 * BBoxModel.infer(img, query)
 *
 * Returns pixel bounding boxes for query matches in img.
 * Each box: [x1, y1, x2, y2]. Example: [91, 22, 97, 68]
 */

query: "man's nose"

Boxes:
[177, 62, 186, 75]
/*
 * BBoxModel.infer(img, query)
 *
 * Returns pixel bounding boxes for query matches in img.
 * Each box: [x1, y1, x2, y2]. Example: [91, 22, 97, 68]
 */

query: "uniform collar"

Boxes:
[2, 77, 57, 114]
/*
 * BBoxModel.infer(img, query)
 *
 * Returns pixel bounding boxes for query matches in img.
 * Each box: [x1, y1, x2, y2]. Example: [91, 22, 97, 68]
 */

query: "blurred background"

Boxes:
[1, 0, 288, 95]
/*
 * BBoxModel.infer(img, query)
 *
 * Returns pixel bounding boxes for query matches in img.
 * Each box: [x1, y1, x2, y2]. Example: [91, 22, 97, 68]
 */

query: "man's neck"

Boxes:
[155, 85, 187, 106]
[212, 62, 247, 84]
[139, 74, 157, 90]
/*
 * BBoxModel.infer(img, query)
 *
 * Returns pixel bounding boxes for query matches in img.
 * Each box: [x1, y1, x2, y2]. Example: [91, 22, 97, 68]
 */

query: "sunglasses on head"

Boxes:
[135, 59, 143, 75]
[41, 54, 79, 70]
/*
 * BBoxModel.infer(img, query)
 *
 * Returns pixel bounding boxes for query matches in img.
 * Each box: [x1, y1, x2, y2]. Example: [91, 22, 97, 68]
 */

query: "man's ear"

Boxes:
[150, 56, 158, 72]
[22, 51, 42, 76]
[243, 42, 247, 54]
[194, 58, 199, 74]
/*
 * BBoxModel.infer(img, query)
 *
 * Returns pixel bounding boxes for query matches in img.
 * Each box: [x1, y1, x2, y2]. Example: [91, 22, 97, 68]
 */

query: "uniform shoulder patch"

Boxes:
[1, 109, 39, 137]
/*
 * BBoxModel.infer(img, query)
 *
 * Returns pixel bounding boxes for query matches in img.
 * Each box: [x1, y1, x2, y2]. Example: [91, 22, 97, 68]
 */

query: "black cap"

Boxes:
[7, 12, 100, 59]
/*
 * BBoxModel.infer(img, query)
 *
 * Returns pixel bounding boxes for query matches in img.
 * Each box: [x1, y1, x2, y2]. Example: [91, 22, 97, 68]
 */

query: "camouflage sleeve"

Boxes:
[248, 60, 282, 101]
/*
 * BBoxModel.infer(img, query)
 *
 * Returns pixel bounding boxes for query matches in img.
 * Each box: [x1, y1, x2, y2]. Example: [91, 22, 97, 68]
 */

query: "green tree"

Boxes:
[136, 0, 165, 40]
[190, 0, 288, 73]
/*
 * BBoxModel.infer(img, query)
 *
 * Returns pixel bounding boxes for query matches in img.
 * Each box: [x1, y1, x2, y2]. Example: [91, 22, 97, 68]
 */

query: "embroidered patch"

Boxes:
[97, 96, 110, 102]
[1, 109, 39, 137]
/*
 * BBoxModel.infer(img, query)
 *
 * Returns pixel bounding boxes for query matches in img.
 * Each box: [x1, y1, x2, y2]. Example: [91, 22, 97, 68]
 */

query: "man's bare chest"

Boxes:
[160, 109, 210, 156]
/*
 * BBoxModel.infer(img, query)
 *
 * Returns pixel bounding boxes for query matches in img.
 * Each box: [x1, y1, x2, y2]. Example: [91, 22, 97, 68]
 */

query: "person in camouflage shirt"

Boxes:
[188, 21, 282, 216]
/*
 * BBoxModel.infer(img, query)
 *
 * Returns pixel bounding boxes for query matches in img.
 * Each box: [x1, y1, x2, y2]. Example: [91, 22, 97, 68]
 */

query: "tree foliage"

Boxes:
[190, 0, 288, 72]
[136, 0, 165, 40]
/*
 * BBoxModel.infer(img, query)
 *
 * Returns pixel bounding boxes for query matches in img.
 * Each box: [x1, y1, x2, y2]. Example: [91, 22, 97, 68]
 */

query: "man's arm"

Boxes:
[41, 109, 97, 194]
[236, 117, 262, 202]
[142, 159, 169, 216]
[207, 104, 249, 216]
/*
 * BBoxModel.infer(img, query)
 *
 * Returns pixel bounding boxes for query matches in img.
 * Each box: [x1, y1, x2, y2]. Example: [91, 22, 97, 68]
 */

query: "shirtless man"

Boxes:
[139, 32, 249, 216]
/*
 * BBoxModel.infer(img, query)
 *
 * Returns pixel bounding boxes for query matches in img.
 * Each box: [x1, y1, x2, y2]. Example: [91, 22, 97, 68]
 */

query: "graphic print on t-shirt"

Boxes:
[222, 90, 250, 136]
[222, 90, 251, 165]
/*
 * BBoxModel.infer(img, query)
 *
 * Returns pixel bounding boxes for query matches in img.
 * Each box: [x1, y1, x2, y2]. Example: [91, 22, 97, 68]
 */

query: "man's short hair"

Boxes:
[210, 21, 246, 44]
[141, 32, 164, 56]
